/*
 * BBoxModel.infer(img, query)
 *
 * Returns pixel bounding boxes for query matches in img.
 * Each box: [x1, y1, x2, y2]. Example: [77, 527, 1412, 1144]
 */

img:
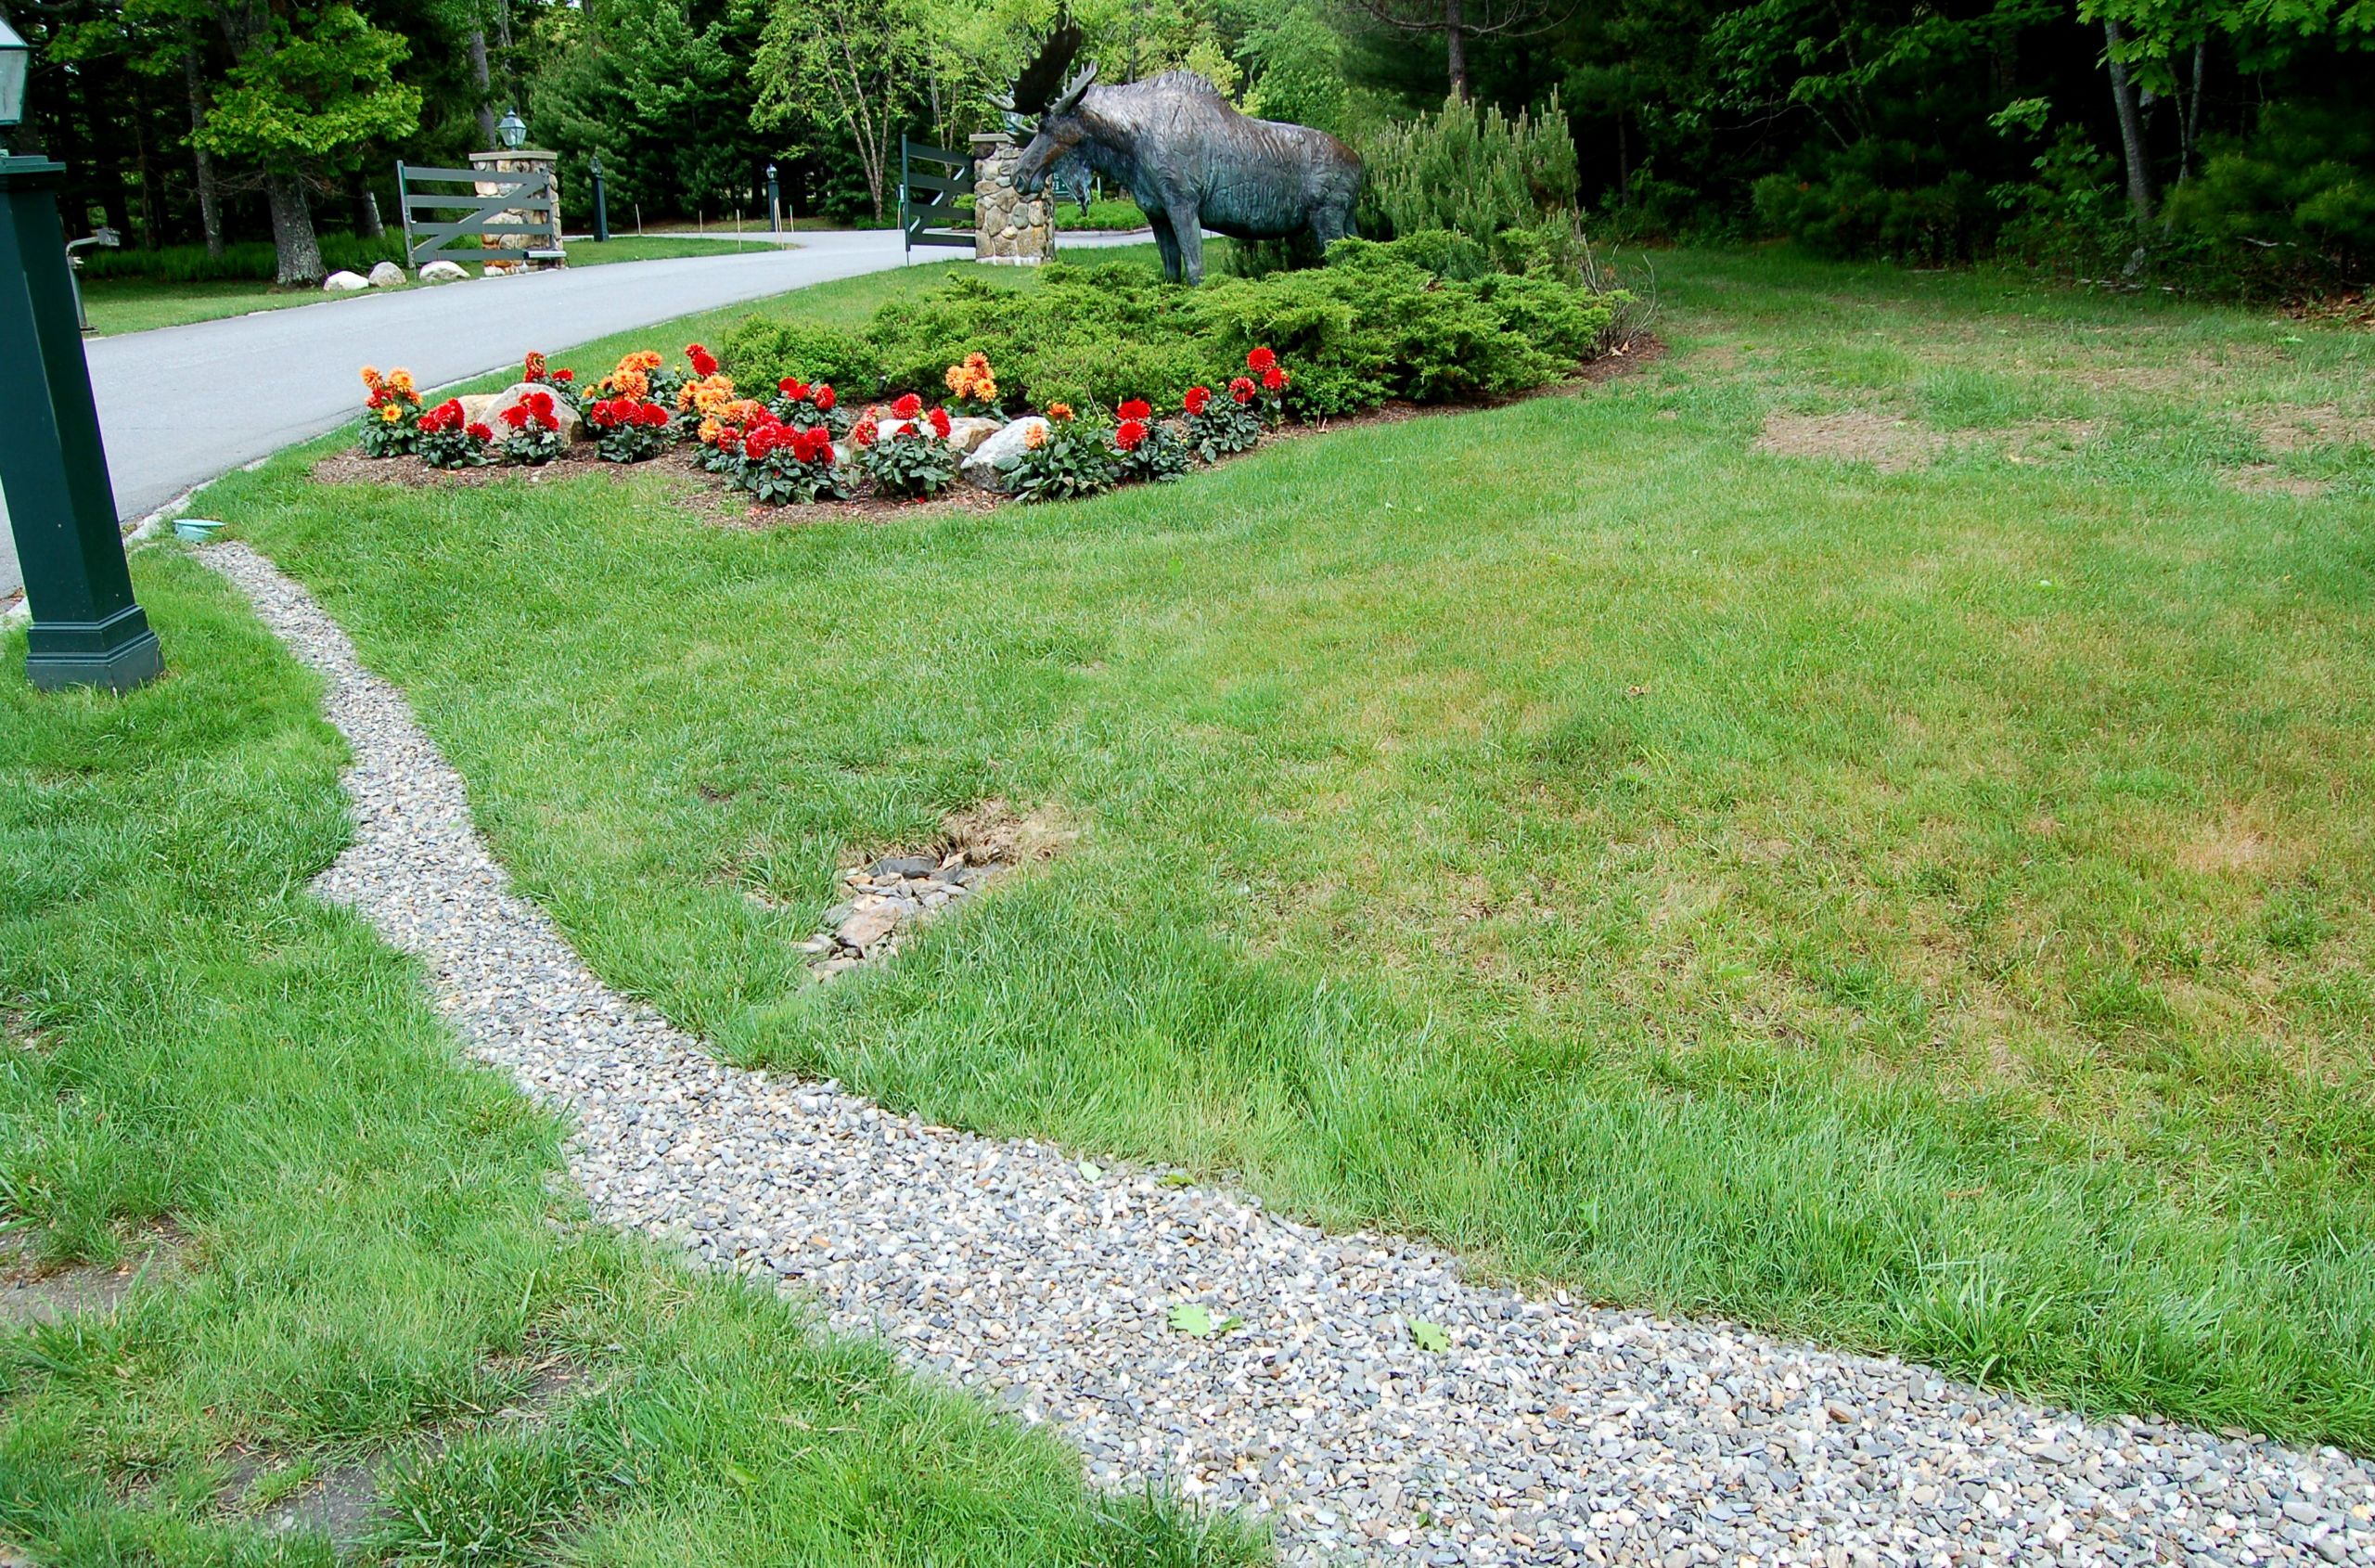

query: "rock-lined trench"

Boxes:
[199, 536, 2375, 1568]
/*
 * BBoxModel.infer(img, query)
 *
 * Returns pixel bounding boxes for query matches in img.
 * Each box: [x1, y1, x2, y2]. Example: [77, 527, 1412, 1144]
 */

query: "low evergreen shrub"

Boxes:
[720, 234, 1626, 419]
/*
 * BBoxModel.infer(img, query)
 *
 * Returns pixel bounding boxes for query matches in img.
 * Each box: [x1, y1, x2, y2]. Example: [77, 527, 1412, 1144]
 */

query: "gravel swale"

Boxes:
[201, 539, 2375, 1567]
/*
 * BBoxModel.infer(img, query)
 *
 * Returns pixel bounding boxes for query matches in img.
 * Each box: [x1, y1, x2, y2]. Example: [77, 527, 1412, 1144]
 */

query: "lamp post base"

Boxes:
[24, 601, 164, 692]
[1, 154, 163, 695]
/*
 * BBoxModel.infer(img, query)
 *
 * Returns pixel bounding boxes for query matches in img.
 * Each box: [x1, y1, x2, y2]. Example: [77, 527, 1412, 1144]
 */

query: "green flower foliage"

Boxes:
[999, 417, 1121, 504]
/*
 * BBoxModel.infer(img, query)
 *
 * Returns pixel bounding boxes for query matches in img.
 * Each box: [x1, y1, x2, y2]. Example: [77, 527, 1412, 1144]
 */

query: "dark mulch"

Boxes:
[306, 338, 1665, 529]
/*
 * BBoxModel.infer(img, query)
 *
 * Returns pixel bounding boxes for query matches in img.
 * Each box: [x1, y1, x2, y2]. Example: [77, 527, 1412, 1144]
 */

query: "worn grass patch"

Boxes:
[0, 553, 1266, 1564]
[212, 242, 2375, 1451]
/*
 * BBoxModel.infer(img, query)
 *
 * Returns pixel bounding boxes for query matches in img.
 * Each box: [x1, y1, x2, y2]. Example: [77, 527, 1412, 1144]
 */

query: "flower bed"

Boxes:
[348, 339, 1320, 512]
[344, 237, 1634, 515]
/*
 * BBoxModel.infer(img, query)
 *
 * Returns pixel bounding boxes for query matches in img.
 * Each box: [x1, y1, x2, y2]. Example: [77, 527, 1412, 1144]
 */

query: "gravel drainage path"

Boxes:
[202, 537, 2375, 1568]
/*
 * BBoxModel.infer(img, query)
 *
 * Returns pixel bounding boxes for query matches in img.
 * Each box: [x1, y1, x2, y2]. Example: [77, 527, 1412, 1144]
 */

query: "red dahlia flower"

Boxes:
[815, 384, 837, 411]
[528, 391, 556, 417]
[1118, 397, 1152, 422]
[501, 405, 529, 429]
[779, 377, 807, 399]
[892, 392, 923, 420]
[1115, 418, 1148, 452]
[468, 421, 494, 443]
[852, 418, 879, 448]
[928, 406, 953, 440]
[641, 403, 669, 427]
[1228, 377, 1256, 405]
[1184, 385, 1212, 415]
[1262, 366, 1287, 392]
[795, 426, 835, 463]
[1247, 347, 1277, 373]
[554, 368, 574, 381]
[687, 343, 719, 377]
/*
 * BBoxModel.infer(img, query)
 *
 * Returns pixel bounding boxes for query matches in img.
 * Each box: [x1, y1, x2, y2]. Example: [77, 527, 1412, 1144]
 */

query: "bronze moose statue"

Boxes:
[1004, 22, 1363, 285]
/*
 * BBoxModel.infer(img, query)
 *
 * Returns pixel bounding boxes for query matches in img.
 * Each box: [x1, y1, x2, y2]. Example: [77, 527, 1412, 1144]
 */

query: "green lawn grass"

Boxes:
[80, 237, 790, 337]
[208, 242, 2375, 1451]
[0, 554, 1264, 1563]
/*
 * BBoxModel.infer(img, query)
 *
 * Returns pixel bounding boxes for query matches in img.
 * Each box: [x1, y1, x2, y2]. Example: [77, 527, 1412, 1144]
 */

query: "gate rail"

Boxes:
[899, 139, 973, 258]
[397, 162, 564, 267]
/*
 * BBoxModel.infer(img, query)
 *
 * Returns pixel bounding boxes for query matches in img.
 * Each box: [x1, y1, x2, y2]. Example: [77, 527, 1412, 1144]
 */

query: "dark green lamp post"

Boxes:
[0, 15, 163, 693]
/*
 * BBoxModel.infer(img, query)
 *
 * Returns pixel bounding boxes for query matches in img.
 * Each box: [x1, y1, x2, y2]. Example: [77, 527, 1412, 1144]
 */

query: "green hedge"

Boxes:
[723, 235, 1624, 417]
[1056, 198, 1150, 231]
[78, 234, 410, 284]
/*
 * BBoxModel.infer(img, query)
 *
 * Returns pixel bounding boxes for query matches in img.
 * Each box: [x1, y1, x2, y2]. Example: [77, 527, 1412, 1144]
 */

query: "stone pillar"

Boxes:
[969, 134, 1054, 265]
[469, 149, 565, 273]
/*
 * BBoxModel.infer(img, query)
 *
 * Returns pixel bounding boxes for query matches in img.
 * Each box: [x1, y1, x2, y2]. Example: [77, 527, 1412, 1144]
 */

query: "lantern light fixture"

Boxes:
[0, 15, 32, 141]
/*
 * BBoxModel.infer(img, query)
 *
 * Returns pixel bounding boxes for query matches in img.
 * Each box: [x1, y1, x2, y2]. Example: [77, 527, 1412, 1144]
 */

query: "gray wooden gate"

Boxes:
[899, 139, 973, 258]
[396, 162, 564, 268]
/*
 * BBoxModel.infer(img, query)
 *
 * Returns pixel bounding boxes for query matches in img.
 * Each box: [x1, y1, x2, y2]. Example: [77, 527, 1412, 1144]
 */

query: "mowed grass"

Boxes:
[216, 243, 2375, 1449]
[0, 555, 1265, 1564]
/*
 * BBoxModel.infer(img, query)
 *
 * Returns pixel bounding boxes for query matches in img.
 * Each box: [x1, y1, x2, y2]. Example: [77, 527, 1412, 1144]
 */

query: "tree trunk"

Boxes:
[2102, 19, 2156, 225]
[182, 29, 225, 257]
[352, 171, 385, 238]
[469, 23, 498, 147]
[266, 173, 326, 285]
[2177, 39, 2206, 185]
[1444, 0, 1470, 101]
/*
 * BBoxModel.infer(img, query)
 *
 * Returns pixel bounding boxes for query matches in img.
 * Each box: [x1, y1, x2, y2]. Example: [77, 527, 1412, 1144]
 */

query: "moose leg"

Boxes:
[1149, 212, 1183, 283]
[1173, 210, 1208, 286]
[1313, 195, 1357, 250]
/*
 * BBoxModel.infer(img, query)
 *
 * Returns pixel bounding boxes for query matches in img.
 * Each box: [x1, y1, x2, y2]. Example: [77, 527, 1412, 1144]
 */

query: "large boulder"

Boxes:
[458, 382, 584, 443]
[366, 261, 406, 289]
[323, 270, 369, 292]
[419, 260, 469, 284]
[945, 416, 1003, 456]
[960, 417, 1049, 492]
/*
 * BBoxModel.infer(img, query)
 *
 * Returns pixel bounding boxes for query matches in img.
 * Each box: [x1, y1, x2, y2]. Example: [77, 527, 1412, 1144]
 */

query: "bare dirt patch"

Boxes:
[214, 1352, 590, 1546]
[801, 800, 1078, 980]
[2225, 465, 2332, 499]
[2253, 404, 2375, 456]
[1754, 410, 1945, 473]
[0, 1225, 185, 1330]
[2003, 418, 2099, 465]
[2176, 809, 2280, 876]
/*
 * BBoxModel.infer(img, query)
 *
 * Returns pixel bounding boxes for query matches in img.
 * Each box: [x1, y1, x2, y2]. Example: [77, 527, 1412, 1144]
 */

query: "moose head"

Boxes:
[1004, 18, 1098, 199]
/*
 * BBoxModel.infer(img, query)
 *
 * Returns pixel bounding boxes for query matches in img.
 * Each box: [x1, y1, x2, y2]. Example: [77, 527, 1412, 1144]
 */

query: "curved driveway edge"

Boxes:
[1, 229, 1150, 602]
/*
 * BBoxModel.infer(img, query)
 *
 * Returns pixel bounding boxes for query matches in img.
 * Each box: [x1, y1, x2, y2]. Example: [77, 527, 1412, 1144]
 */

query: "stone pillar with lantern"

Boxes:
[969, 133, 1054, 264]
[472, 108, 565, 272]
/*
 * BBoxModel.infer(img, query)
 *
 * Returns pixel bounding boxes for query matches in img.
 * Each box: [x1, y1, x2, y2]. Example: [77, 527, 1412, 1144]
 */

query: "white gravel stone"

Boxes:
[200, 536, 2375, 1568]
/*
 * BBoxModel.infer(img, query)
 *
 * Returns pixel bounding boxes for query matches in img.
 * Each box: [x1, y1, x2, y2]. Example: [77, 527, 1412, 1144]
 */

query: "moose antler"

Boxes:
[1050, 61, 1098, 115]
[1009, 13, 1085, 118]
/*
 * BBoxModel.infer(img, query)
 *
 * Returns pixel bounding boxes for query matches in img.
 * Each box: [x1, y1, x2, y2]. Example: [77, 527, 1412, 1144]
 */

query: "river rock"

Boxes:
[323, 271, 369, 292]
[366, 261, 406, 289]
[960, 417, 1049, 491]
[945, 417, 1003, 456]
[459, 383, 584, 443]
